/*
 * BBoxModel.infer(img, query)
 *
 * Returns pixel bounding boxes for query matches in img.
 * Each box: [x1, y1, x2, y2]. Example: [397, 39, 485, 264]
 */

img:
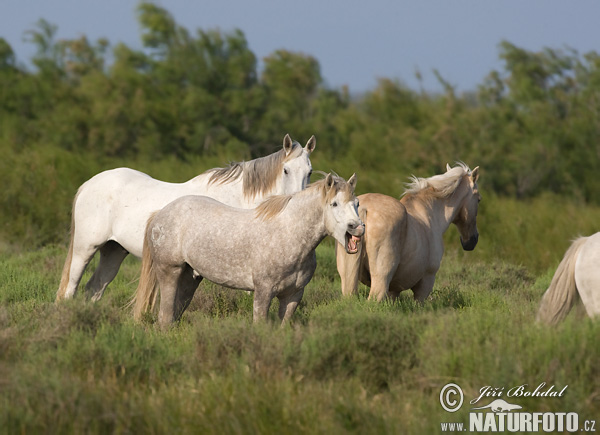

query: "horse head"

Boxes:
[451, 164, 480, 251]
[322, 173, 365, 254]
[280, 134, 316, 195]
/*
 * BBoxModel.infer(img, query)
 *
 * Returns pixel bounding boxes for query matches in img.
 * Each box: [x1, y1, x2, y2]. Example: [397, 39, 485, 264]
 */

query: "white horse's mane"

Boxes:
[403, 162, 472, 198]
[207, 142, 304, 199]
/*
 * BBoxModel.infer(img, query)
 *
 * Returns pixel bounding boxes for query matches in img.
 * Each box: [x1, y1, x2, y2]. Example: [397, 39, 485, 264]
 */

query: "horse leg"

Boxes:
[367, 272, 395, 302]
[387, 285, 403, 301]
[412, 274, 436, 302]
[84, 241, 129, 302]
[156, 264, 185, 329]
[252, 289, 274, 322]
[365, 239, 399, 302]
[173, 264, 202, 321]
[61, 243, 99, 300]
[277, 288, 304, 325]
[366, 256, 398, 302]
[336, 242, 362, 296]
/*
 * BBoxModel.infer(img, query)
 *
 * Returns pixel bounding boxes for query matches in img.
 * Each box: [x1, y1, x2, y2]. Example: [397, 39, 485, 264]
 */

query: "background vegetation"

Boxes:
[0, 2, 599, 433]
[1, 3, 600, 266]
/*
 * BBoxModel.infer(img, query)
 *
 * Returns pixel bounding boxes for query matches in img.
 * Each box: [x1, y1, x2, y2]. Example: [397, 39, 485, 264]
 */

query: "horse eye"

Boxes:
[284, 168, 289, 175]
[308, 170, 313, 177]
[332, 202, 338, 207]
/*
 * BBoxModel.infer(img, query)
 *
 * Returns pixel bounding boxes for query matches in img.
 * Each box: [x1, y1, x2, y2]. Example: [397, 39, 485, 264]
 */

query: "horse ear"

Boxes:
[446, 163, 452, 172]
[283, 134, 293, 156]
[471, 166, 480, 183]
[304, 135, 316, 154]
[325, 173, 334, 190]
[347, 173, 357, 192]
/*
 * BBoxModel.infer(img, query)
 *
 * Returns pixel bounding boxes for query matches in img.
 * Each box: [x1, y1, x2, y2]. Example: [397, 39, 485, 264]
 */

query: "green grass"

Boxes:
[0, 243, 598, 434]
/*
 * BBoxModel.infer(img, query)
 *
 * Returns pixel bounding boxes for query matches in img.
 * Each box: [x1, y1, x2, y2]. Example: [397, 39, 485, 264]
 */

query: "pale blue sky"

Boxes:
[1, 1, 598, 93]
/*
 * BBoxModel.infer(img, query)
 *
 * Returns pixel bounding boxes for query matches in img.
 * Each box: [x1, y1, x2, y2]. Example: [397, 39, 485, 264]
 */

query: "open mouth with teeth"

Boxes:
[345, 232, 362, 254]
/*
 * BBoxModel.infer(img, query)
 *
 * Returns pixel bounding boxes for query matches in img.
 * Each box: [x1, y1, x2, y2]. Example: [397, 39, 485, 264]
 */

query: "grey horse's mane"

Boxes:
[207, 142, 304, 199]
[255, 173, 351, 221]
[403, 162, 472, 199]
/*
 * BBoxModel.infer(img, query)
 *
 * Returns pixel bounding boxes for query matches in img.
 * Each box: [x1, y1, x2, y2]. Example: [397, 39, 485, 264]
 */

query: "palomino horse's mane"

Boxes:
[403, 162, 472, 199]
[255, 173, 352, 221]
[207, 142, 304, 199]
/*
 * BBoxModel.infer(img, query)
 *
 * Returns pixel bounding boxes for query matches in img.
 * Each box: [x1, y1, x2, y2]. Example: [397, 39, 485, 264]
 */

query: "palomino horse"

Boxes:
[336, 163, 480, 302]
[537, 232, 600, 324]
[57, 134, 316, 302]
[132, 173, 364, 327]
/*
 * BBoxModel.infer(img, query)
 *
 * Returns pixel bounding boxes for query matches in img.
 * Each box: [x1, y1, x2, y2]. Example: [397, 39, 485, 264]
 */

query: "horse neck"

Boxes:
[275, 190, 327, 252]
[436, 180, 471, 233]
[407, 180, 469, 238]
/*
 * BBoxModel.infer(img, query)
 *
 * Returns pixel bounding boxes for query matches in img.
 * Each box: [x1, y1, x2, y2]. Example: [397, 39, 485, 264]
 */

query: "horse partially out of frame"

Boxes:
[537, 232, 600, 324]
[57, 134, 316, 301]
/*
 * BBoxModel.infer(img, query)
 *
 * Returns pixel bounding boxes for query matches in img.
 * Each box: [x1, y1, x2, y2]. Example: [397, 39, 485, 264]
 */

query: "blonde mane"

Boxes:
[403, 162, 471, 198]
[255, 174, 353, 221]
[207, 142, 305, 199]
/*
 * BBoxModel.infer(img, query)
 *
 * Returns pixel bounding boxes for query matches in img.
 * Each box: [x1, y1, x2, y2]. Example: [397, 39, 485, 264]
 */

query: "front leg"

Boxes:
[411, 274, 436, 302]
[277, 288, 304, 325]
[252, 289, 274, 322]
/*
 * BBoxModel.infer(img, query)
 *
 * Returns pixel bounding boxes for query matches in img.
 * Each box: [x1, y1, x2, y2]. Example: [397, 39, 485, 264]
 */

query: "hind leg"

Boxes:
[173, 264, 202, 321]
[84, 241, 129, 302]
[277, 288, 304, 325]
[156, 264, 201, 329]
[156, 265, 182, 329]
[366, 249, 399, 302]
[60, 244, 99, 300]
[411, 274, 436, 302]
[361, 236, 400, 302]
[388, 281, 407, 301]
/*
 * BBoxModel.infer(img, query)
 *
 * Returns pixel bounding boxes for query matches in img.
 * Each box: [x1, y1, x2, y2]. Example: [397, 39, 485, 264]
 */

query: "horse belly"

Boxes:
[191, 258, 254, 292]
[390, 261, 428, 291]
[181, 211, 256, 291]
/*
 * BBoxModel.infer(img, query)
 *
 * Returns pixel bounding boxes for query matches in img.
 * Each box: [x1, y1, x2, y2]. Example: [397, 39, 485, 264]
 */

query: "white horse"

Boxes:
[57, 134, 316, 301]
[537, 232, 600, 324]
[132, 173, 365, 327]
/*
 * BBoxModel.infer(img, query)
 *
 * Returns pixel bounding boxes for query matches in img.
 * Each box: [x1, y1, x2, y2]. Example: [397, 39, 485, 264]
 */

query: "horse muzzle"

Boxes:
[461, 233, 479, 251]
[348, 222, 365, 237]
[345, 223, 365, 254]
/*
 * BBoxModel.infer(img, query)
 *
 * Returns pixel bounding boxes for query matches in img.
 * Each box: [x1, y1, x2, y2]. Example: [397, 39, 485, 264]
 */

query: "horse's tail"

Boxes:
[337, 208, 367, 296]
[536, 236, 587, 325]
[56, 188, 80, 301]
[131, 213, 160, 321]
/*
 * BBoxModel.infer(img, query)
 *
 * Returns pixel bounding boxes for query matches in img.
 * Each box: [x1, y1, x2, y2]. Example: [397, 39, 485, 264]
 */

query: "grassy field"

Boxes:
[0, 240, 598, 434]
